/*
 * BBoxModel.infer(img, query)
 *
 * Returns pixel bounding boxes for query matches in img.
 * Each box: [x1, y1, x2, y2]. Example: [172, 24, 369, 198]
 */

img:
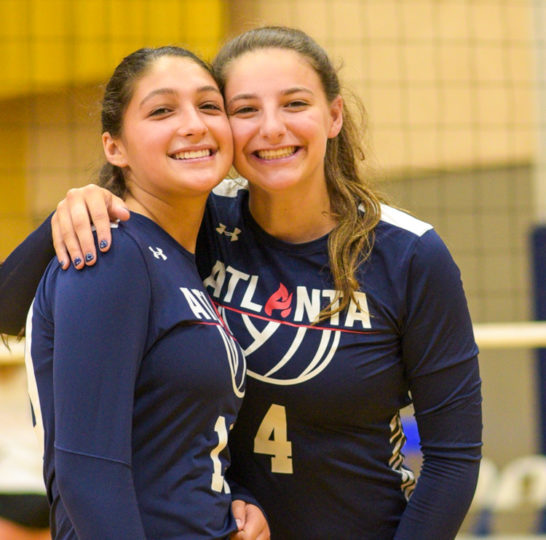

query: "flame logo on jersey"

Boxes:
[264, 284, 293, 318]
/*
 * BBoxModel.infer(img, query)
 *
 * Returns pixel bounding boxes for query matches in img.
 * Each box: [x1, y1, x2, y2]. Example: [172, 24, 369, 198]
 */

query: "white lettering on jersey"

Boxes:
[241, 275, 262, 311]
[224, 266, 247, 302]
[225, 267, 261, 312]
[202, 260, 226, 297]
[321, 290, 340, 325]
[345, 292, 371, 328]
[293, 288, 341, 326]
[179, 287, 215, 320]
[294, 287, 320, 323]
[204, 261, 371, 328]
[192, 289, 219, 320]
[204, 261, 262, 312]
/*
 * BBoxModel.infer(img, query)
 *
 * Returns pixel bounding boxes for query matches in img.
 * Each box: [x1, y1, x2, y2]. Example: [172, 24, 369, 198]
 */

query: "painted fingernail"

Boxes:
[85, 253, 94, 263]
[73, 257, 82, 267]
[58, 259, 66, 267]
[99, 240, 108, 250]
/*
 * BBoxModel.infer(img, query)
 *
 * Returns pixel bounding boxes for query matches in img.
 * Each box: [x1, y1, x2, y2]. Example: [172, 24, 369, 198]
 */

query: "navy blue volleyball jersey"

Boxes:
[27, 212, 246, 539]
[197, 181, 482, 539]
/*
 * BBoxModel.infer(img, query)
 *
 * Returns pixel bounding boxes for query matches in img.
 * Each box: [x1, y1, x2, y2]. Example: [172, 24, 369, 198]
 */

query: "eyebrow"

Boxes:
[139, 85, 221, 107]
[227, 86, 313, 107]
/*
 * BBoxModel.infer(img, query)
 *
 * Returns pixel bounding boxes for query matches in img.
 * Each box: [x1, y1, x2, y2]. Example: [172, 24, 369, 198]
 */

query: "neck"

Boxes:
[125, 190, 208, 253]
[247, 184, 336, 243]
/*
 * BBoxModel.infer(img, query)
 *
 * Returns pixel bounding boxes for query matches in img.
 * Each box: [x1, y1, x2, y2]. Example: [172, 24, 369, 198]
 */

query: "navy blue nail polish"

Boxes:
[99, 240, 108, 250]
[73, 257, 82, 267]
[85, 253, 94, 263]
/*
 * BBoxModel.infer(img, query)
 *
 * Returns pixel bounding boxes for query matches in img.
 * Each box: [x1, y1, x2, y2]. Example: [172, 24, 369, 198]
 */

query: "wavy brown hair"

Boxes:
[213, 26, 383, 321]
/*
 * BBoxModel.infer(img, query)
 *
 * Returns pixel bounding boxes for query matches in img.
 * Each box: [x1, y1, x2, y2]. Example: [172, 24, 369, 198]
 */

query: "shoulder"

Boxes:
[43, 220, 150, 297]
[89, 221, 152, 275]
[372, 204, 455, 273]
[379, 204, 434, 237]
[377, 203, 449, 256]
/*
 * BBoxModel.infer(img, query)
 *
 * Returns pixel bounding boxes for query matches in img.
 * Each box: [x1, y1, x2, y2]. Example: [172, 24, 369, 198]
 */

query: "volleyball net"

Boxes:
[2, 322, 545, 364]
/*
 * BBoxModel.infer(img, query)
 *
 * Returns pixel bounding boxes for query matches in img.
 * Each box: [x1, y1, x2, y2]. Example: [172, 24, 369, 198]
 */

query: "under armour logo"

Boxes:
[216, 223, 241, 242]
[149, 246, 167, 260]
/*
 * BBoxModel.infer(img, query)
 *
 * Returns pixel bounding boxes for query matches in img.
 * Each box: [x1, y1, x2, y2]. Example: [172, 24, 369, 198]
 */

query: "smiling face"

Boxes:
[223, 48, 342, 198]
[103, 55, 233, 200]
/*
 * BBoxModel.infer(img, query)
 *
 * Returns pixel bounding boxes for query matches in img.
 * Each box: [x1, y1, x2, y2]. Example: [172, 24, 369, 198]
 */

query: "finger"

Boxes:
[55, 198, 86, 269]
[108, 193, 131, 223]
[81, 185, 117, 253]
[231, 499, 246, 531]
[256, 530, 271, 540]
[51, 212, 70, 270]
[240, 505, 270, 540]
[65, 187, 100, 266]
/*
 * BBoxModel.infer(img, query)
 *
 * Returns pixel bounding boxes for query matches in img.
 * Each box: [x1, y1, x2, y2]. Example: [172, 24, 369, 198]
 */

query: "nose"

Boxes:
[178, 107, 208, 139]
[259, 107, 286, 142]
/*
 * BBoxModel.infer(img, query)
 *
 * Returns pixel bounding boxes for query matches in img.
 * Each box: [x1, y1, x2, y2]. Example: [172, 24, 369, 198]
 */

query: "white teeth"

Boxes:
[257, 146, 296, 160]
[172, 149, 211, 160]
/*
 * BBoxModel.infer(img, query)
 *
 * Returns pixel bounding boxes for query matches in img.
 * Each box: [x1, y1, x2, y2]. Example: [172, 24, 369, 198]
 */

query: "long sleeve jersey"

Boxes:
[25, 212, 245, 539]
[197, 181, 482, 540]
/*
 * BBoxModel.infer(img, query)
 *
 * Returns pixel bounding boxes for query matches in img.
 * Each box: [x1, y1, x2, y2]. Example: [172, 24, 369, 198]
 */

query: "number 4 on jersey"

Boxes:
[254, 404, 293, 474]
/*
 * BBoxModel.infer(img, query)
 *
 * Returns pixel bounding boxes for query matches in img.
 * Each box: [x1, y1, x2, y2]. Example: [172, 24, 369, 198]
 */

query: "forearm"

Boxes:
[56, 448, 146, 539]
[395, 454, 480, 539]
[396, 359, 482, 539]
[0, 215, 54, 335]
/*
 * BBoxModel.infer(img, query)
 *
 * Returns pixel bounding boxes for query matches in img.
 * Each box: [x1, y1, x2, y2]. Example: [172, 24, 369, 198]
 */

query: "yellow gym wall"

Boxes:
[228, 0, 535, 174]
[0, 0, 228, 258]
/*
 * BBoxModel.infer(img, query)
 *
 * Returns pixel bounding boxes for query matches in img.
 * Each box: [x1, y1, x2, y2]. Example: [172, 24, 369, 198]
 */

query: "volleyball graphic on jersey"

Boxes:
[215, 281, 373, 386]
[218, 307, 340, 386]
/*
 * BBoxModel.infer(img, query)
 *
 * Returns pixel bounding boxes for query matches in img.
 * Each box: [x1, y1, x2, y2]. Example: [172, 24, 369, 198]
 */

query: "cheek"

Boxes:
[299, 116, 328, 137]
[129, 126, 165, 149]
[212, 115, 232, 137]
[232, 147, 247, 170]
[221, 124, 235, 151]
[230, 130, 249, 163]
[228, 119, 253, 147]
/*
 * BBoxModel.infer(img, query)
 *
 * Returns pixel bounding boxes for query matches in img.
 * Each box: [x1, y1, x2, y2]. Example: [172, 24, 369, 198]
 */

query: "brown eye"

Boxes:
[150, 107, 172, 116]
[231, 106, 256, 116]
[286, 100, 307, 109]
[200, 102, 223, 112]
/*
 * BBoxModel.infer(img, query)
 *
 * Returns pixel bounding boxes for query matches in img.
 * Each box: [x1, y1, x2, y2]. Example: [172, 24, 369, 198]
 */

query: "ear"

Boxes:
[327, 95, 343, 139]
[102, 132, 128, 168]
